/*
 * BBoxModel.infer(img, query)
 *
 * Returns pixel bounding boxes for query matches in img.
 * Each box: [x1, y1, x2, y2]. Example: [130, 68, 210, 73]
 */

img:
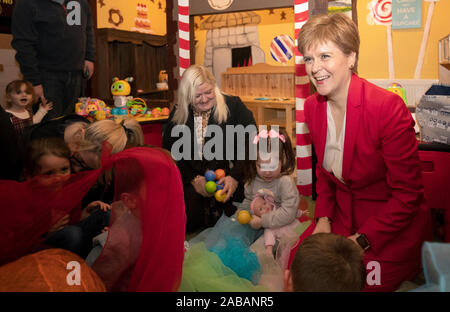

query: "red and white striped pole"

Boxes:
[294, 0, 312, 196]
[178, 0, 190, 77]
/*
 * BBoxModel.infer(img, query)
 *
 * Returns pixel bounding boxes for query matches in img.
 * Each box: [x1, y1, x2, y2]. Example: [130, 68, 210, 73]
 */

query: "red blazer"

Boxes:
[304, 74, 429, 262]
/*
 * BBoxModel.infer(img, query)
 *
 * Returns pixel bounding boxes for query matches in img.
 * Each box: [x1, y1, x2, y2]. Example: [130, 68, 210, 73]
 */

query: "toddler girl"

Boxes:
[242, 127, 301, 243]
[24, 137, 111, 257]
[3, 80, 52, 136]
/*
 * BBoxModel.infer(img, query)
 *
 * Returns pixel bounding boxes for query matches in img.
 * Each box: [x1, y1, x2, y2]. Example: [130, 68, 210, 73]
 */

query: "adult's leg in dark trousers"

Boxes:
[184, 184, 207, 234]
[63, 71, 84, 116]
[40, 70, 65, 121]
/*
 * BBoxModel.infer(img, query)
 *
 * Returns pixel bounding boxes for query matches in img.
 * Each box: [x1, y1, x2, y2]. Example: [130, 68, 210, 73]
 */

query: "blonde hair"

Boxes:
[79, 119, 144, 156]
[297, 13, 360, 74]
[172, 64, 229, 125]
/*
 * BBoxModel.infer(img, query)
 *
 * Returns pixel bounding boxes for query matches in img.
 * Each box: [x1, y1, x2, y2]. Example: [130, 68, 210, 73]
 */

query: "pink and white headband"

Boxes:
[252, 129, 285, 144]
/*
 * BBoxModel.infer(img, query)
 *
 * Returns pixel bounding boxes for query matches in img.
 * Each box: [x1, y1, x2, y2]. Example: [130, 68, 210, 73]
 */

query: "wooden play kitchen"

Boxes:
[221, 63, 298, 144]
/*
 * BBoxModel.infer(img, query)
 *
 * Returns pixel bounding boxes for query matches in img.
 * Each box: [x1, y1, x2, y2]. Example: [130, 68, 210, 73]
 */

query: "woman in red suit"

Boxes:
[290, 13, 429, 291]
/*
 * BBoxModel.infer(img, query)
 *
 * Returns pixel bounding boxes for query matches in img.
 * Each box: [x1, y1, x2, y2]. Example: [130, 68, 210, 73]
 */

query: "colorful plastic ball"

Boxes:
[237, 210, 252, 224]
[205, 170, 216, 182]
[161, 107, 170, 116]
[214, 190, 227, 202]
[205, 181, 217, 194]
[151, 108, 161, 117]
[215, 169, 225, 180]
[216, 182, 224, 190]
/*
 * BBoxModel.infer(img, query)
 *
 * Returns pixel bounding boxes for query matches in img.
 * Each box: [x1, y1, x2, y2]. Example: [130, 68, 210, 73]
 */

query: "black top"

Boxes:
[11, 0, 96, 85]
[0, 106, 23, 180]
[162, 94, 256, 186]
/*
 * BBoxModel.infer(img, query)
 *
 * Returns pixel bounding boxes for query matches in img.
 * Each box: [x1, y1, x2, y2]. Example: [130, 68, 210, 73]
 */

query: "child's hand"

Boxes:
[40, 99, 53, 111]
[82, 201, 111, 220]
[249, 215, 262, 230]
[86, 200, 111, 212]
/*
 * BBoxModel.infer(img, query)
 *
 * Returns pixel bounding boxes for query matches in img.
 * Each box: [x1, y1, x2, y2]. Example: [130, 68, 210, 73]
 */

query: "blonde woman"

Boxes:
[163, 64, 256, 233]
[72, 118, 144, 172]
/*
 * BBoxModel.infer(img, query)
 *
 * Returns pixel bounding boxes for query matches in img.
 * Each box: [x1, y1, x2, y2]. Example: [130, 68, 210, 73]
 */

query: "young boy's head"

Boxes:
[285, 233, 365, 292]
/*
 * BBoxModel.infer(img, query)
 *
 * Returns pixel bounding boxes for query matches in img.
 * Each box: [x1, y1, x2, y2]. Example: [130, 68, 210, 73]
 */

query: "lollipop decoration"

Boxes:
[369, 0, 395, 79]
[270, 34, 295, 65]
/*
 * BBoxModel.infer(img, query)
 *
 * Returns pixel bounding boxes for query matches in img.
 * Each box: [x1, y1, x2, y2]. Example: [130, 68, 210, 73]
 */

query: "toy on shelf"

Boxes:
[144, 106, 170, 118]
[75, 97, 112, 121]
[126, 97, 147, 117]
[111, 77, 134, 118]
[157, 70, 168, 90]
[387, 82, 407, 105]
[204, 169, 226, 202]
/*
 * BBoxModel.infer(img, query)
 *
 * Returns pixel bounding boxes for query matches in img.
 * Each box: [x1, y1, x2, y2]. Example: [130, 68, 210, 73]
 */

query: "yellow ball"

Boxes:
[237, 210, 252, 224]
[214, 190, 227, 202]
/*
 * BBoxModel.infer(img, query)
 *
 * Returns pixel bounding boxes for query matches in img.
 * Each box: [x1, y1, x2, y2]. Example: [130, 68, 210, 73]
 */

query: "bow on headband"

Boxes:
[253, 129, 286, 144]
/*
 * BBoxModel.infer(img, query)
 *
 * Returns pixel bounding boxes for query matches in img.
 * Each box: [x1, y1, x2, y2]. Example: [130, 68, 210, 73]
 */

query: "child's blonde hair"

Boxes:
[3, 80, 34, 109]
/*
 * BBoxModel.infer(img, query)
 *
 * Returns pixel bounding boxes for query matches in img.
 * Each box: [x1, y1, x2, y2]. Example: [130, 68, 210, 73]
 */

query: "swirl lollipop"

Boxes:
[371, 0, 392, 25]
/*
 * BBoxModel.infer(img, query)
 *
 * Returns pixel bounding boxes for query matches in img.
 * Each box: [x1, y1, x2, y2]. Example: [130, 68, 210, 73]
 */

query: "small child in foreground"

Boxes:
[284, 233, 365, 292]
[24, 137, 111, 258]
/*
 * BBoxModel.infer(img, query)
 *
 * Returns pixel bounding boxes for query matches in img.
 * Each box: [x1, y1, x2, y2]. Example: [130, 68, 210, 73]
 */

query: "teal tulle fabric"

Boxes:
[180, 213, 311, 292]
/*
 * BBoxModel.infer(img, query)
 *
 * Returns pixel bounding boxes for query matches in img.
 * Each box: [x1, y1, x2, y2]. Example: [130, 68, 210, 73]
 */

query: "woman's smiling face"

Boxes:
[193, 82, 216, 112]
[303, 40, 355, 102]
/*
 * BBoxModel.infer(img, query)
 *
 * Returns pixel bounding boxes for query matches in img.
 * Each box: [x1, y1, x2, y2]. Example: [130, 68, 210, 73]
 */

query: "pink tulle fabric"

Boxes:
[0, 143, 186, 292]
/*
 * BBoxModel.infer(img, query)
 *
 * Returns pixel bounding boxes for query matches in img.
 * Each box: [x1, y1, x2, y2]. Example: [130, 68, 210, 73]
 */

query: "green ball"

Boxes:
[205, 181, 217, 194]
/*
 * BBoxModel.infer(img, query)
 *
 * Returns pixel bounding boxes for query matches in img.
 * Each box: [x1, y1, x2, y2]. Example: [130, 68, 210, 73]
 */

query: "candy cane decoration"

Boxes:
[178, 0, 190, 77]
[414, 0, 439, 79]
[370, 0, 394, 79]
[295, 0, 312, 196]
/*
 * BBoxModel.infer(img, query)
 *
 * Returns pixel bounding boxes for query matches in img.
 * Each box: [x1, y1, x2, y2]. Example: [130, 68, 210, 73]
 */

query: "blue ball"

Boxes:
[205, 170, 216, 182]
[216, 182, 224, 190]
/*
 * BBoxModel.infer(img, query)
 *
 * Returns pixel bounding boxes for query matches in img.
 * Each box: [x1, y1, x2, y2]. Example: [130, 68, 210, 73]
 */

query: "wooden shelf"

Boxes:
[92, 28, 168, 102]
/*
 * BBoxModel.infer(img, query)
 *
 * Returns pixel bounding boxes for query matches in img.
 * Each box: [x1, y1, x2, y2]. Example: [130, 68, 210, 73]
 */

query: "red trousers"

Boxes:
[288, 224, 421, 292]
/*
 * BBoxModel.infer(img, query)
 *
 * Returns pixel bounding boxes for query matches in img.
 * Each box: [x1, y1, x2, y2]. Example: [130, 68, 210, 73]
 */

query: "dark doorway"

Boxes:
[232, 46, 252, 67]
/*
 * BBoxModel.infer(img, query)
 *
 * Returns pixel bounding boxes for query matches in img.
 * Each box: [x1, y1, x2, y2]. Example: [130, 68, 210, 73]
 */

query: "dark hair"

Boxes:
[244, 127, 296, 184]
[24, 137, 71, 178]
[4, 80, 35, 109]
[291, 233, 366, 292]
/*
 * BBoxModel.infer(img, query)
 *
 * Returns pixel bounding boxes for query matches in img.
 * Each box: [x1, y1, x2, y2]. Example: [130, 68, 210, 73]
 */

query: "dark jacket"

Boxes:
[11, 0, 96, 86]
[162, 95, 256, 187]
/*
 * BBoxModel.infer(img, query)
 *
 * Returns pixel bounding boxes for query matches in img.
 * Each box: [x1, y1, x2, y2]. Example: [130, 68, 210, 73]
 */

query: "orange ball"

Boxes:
[215, 169, 225, 180]
[161, 107, 170, 116]
[215, 190, 227, 202]
[237, 210, 252, 224]
[151, 108, 161, 118]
